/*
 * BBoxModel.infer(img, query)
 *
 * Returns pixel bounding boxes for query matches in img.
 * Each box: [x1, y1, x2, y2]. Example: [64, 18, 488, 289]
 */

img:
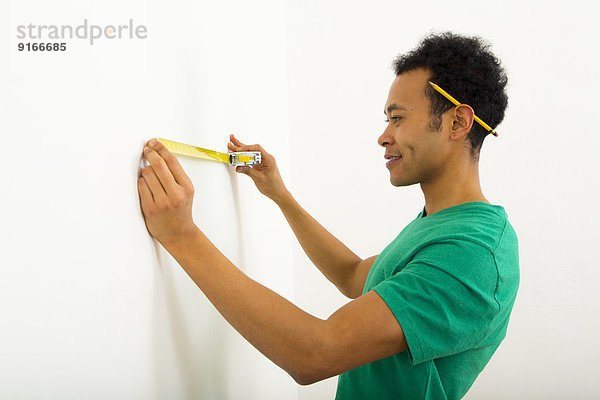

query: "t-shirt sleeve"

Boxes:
[371, 239, 501, 365]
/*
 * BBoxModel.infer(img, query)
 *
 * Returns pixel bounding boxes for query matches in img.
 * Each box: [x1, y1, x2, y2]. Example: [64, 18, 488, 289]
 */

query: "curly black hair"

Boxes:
[392, 31, 508, 160]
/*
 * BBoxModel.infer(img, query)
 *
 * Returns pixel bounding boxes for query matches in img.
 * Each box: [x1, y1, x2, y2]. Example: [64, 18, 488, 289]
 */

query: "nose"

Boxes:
[378, 123, 394, 147]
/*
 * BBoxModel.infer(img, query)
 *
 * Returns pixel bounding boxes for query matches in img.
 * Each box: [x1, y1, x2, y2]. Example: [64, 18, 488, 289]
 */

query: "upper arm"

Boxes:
[367, 241, 501, 365]
[306, 290, 407, 384]
[344, 254, 379, 299]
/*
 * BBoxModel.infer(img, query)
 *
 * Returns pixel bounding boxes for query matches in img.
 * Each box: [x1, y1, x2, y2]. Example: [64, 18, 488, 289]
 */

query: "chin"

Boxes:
[390, 177, 416, 187]
[390, 178, 410, 187]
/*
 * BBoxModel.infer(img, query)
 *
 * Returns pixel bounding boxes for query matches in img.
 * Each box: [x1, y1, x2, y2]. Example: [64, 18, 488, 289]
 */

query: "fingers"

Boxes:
[236, 165, 252, 174]
[228, 136, 269, 171]
[143, 144, 179, 197]
[229, 135, 269, 158]
[229, 134, 246, 148]
[138, 175, 154, 204]
[236, 163, 255, 171]
[228, 134, 245, 152]
[228, 134, 269, 155]
[140, 163, 167, 203]
[144, 139, 193, 194]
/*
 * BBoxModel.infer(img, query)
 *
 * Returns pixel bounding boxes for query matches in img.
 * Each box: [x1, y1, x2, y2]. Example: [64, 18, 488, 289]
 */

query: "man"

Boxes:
[137, 31, 519, 399]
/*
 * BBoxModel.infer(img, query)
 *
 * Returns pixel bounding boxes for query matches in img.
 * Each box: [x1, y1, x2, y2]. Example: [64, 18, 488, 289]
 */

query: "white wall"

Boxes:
[284, 1, 600, 399]
[1, 0, 296, 398]
[2, 0, 599, 399]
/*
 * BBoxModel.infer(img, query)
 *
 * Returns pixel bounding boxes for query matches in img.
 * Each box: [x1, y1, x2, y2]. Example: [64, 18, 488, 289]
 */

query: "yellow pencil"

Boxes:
[428, 81, 498, 137]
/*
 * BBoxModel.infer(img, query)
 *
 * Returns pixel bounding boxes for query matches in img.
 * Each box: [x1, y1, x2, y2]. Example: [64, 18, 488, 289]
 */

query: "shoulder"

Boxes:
[418, 202, 510, 254]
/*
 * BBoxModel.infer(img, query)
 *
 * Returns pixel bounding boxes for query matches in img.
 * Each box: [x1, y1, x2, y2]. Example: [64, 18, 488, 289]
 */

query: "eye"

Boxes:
[384, 116, 402, 124]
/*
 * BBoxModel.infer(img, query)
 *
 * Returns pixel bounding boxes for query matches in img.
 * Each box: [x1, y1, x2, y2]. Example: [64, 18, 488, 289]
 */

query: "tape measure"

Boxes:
[157, 138, 261, 166]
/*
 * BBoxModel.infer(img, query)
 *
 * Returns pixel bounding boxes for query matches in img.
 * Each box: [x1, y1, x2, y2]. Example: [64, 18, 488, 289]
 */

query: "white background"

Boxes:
[1, 0, 599, 399]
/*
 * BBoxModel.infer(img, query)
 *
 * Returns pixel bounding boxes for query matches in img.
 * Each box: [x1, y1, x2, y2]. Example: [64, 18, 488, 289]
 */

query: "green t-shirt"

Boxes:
[335, 202, 519, 400]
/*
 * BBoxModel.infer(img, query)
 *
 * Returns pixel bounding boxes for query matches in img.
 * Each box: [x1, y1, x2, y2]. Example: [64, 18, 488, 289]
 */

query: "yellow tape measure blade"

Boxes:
[157, 138, 230, 163]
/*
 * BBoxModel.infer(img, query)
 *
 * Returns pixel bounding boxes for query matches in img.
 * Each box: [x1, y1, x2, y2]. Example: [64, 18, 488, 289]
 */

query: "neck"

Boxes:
[420, 157, 489, 217]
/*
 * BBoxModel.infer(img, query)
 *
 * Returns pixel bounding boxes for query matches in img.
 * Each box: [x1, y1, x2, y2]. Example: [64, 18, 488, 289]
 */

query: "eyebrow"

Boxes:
[384, 104, 409, 116]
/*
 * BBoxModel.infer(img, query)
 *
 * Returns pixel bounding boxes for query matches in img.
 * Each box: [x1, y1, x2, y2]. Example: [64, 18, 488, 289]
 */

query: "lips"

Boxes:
[384, 153, 402, 160]
[386, 156, 402, 168]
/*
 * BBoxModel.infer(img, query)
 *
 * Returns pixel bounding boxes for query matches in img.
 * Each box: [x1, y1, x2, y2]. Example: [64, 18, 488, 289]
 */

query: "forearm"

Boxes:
[161, 227, 327, 384]
[275, 191, 361, 296]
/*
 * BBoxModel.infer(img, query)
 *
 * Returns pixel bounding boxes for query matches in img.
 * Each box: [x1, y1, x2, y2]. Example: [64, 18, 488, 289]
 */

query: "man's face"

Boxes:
[378, 68, 451, 187]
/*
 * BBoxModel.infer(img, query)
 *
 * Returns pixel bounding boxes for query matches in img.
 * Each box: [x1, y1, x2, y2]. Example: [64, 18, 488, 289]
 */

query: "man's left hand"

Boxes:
[137, 138, 198, 247]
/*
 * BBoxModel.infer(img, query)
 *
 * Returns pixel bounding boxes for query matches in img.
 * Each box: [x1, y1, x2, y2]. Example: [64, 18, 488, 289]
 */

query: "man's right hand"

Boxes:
[229, 133, 368, 298]
[228, 134, 290, 204]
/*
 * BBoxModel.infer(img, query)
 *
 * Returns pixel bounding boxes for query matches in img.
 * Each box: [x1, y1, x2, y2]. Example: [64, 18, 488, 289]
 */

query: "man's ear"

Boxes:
[450, 104, 475, 140]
